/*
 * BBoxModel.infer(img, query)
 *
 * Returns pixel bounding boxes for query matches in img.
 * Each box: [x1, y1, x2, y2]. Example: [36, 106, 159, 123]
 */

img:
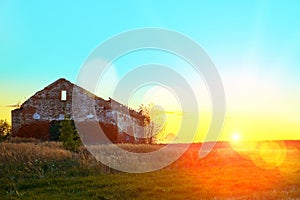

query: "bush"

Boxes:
[59, 119, 81, 152]
[0, 120, 11, 141]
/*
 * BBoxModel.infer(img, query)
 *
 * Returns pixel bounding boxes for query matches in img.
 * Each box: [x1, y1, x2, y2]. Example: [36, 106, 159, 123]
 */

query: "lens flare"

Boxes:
[278, 146, 300, 174]
[231, 138, 288, 170]
[251, 141, 287, 170]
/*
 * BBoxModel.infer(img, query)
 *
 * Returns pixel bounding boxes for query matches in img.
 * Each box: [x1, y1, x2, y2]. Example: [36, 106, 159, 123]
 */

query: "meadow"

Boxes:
[0, 138, 299, 199]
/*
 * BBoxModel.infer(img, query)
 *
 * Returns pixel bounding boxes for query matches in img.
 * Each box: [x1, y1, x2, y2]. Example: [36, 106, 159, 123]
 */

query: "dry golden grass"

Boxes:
[6, 136, 42, 144]
[0, 141, 73, 164]
[117, 143, 165, 152]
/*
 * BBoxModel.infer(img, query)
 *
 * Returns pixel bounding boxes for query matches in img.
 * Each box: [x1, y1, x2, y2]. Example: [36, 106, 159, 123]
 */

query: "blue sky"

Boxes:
[1, 1, 299, 83]
[0, 0, 299, 140]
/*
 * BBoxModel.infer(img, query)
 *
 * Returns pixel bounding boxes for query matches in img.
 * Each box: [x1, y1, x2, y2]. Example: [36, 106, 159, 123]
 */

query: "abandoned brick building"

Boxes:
[11, 78, 146, 143]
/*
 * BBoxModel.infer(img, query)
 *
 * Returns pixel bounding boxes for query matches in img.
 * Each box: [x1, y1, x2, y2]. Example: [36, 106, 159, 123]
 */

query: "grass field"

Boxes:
[0, 138, 299, 199]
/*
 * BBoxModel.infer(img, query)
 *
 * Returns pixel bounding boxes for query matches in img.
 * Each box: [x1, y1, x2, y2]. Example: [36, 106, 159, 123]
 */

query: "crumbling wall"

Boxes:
[12, 79, 74, 138]
[11, 109, 22, 136]
[11, 78, 146, 143]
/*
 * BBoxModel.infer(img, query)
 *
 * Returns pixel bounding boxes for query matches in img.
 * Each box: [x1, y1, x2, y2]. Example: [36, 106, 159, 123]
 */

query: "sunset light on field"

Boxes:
[0, 1, 300, 199]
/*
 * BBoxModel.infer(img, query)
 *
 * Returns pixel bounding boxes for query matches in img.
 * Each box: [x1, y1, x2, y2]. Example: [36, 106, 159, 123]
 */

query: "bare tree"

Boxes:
[138, 103, 167, 144]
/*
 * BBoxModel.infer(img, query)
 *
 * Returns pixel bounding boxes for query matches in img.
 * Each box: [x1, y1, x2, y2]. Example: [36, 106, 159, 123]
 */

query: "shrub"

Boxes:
[0, 119, 11, 141]
[59, 119, 81, 152]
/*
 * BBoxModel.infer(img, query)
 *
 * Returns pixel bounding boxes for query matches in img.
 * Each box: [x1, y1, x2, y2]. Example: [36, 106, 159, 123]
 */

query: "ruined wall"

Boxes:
[11, 109, 22, 136]
[19, 79, 74, 122]
[11, 78, 146, 143]
[12, 79, 75, 139]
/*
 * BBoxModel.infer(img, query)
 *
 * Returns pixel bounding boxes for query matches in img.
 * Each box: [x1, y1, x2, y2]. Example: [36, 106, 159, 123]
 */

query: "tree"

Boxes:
[138, 103, 167, 144]
[59, 119, 81, 152]
[0, 120, 11, 141]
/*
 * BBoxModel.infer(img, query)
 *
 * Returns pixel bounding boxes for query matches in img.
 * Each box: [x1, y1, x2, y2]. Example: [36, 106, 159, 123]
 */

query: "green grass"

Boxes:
[0, 140, 299, 199]
[2, 169, 300, 200]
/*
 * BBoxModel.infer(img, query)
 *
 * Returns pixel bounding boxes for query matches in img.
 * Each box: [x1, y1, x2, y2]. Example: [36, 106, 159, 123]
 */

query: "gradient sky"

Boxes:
[0, 0, 299, 141]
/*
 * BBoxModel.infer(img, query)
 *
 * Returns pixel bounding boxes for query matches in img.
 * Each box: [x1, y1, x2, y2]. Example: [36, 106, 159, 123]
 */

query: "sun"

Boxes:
[231, 132, 241, 142]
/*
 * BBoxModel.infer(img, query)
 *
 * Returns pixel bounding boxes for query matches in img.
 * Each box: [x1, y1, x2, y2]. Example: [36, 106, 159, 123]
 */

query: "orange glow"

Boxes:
[278, 146, 300, 174]
[231, 140, 290, 170]
[259, 142, 286, 166]
[230, 140, 257, 159]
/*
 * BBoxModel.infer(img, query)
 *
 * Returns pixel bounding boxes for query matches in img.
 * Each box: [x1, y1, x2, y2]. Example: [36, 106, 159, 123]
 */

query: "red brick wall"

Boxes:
[14, 121, 50, 140]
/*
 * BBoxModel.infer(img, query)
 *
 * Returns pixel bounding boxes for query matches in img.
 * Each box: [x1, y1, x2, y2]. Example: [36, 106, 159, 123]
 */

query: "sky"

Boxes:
[0, 0, 299, 142]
